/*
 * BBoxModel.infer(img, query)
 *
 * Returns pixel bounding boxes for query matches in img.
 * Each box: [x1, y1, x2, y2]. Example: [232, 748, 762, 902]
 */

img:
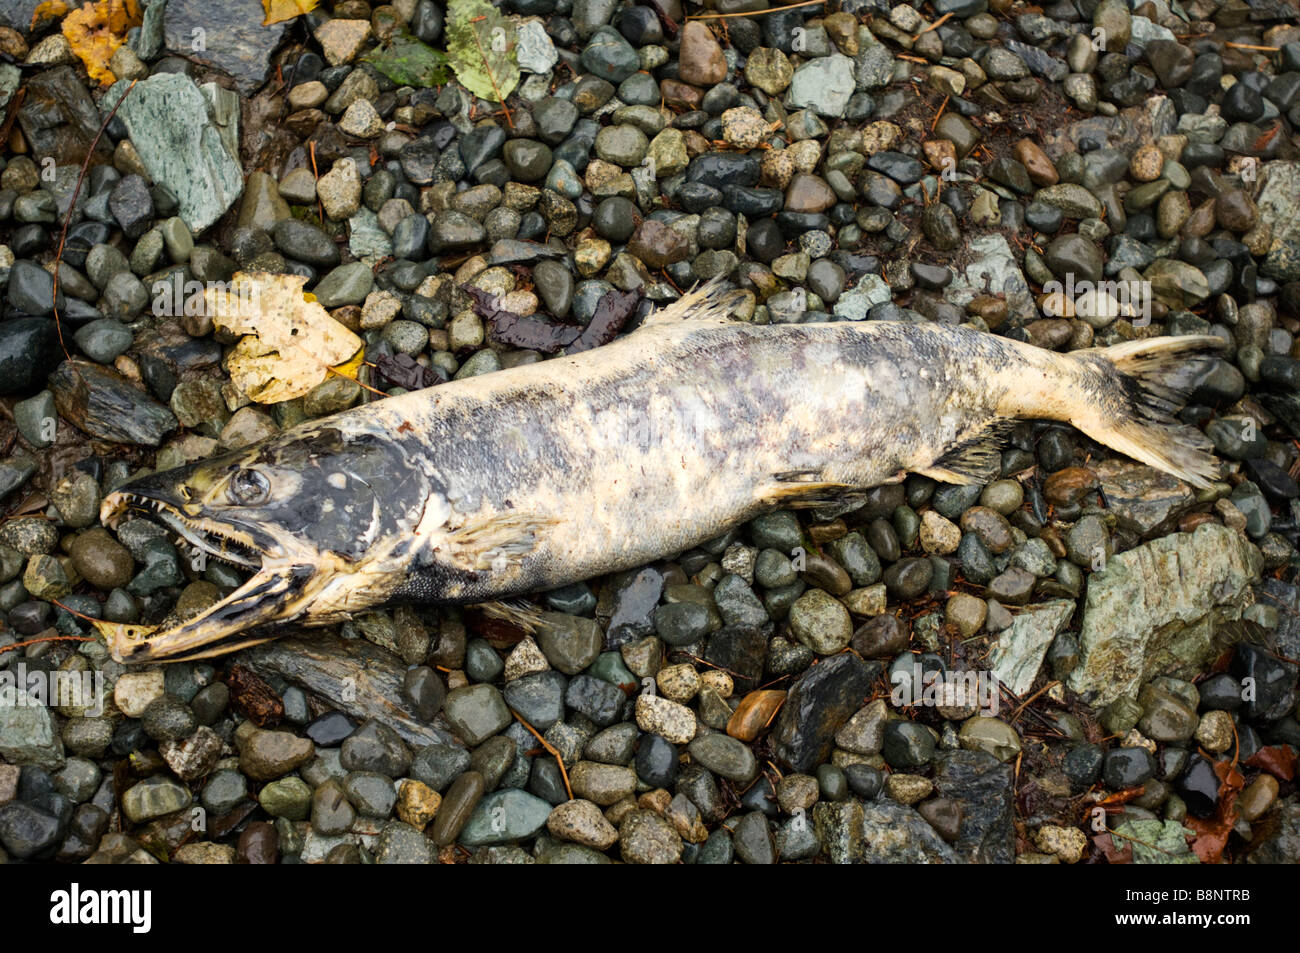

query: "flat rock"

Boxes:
[989, 599, 1074, 697]
[110, 73, 243, 233]
[772, 653, 879, 772]
[164, 0, 287, 94]
[931, 750, 1015, 863]
[1070, 524, 1263, 705]
[813, 797, 957, 863]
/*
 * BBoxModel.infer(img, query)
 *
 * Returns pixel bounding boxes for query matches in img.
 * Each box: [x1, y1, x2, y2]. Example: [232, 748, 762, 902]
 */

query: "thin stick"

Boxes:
[51, 79, 137, 380]
[510, 708, 572, 799]
[687, 0, 825, 18]
[3, 634, 94, 653]
[931, 93, 949, 130]
[1009, 679, 1060, 723]
[1224, 41, 1279, 52]
[308, 140, 323, 224]
[915, 11, 952, 36]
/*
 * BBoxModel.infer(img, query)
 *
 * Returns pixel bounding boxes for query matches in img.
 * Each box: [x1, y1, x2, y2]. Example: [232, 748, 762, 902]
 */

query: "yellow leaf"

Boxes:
[61, 0, 142, 86]
[206, 272, 364, 404]
[31, 0, 69, 31]
[330, 344, 366, 381]
[262, 0, 319, 26]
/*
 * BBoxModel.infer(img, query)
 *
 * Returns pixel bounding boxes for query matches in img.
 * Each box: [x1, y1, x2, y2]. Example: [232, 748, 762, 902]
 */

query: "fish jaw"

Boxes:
[109, 562, 319, 663]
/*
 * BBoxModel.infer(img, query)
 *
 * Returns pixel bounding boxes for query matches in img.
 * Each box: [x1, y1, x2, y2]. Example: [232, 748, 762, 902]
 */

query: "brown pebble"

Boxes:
[237, 821, 278, 864]
[851, 613, 910, 658]
[1178, 511, 1217, 533]
[677, 21, 728, 86]
[1013, 139, 1058, 185]
[1042, 466, 1099, 506]
[660, 78, 703, 110]
[726, 689, 787, 742]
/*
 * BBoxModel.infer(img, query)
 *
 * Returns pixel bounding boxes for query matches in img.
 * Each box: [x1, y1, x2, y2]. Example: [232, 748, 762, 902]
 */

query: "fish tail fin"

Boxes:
[1068, 336, 1224, 489]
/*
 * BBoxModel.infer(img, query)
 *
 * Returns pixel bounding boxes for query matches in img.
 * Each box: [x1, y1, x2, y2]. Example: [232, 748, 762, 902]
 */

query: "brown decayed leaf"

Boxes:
[61, 0, 142, 86]
[262, 0, 320, 26]
[1244, 745, 1296, 781]
[206, 272, 363, 404]
[1185, 760, 1245, 864]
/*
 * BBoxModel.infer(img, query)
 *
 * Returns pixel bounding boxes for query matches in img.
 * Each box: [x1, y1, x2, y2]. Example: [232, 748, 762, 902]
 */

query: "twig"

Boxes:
[687, 0, 825, 18]
[915, 11, 952, 36]
[1224, 42, 1279, 51]
[308, 140, 323, 224]
[2, 633, 94, 653]
[510, 708, 572, 799]
[51, 79, 137, 382]
[931, 93, 949, 130]
[1009, 679, 1060, 723]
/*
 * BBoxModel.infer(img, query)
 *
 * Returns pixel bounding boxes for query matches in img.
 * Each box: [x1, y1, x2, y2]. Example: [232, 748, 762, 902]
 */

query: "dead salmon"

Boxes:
[98, 282, 1221, 662]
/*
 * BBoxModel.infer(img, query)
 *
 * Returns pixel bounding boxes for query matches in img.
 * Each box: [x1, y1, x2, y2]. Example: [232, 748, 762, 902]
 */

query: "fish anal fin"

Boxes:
[639, 277, 732, 327]
[920, 419, 1014, 485]
[759, 472, 862, 509]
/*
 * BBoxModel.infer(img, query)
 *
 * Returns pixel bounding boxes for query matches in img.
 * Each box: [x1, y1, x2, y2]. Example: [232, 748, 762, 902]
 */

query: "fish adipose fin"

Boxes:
[1074, 336, 1224, 489]
[445, 512, 556, 571]
[916, 419, 1018, 485]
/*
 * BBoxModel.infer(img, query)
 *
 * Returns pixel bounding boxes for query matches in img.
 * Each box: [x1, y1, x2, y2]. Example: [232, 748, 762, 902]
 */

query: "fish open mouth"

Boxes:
[98, 484, 317, 664]
[100, 490, 264, 570]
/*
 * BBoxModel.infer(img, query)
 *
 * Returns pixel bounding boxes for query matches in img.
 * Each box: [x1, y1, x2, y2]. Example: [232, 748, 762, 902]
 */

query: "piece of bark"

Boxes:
[240, 633, 459, 749]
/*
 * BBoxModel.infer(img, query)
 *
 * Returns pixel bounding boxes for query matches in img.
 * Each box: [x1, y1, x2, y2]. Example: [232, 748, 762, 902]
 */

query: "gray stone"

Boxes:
[789, 54, 856, 118]
[813, 797, 957, 863]
[110, 73, 242, 233]
[989, 600, 1074, 696]
[1070, 524, 1263, 705]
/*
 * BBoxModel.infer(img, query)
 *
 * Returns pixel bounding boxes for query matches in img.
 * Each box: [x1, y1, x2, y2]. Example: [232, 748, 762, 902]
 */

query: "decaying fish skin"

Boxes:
[98, 282, 1222, 663]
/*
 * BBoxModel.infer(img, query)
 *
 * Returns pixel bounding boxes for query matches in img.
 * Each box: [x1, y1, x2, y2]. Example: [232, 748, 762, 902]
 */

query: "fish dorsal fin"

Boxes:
[639, 277, 733, 327]
[916, 419, 1014, 485]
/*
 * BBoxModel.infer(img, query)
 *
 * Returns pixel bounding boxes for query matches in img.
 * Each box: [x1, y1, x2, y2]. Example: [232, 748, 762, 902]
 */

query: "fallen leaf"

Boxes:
[262, 0, 318, 26]
[31, 0, 69, 31]
[61, 0, 141, 86]
[1185, 759, 1245, 864]
[363, 31, 449, 87]
[1244, 745, 1296, 781]
[1112, 818, 1199, 865]
[446, 0, 520, 103]
[1092, 831, 1132, 864]
[206, 272, 364, 404]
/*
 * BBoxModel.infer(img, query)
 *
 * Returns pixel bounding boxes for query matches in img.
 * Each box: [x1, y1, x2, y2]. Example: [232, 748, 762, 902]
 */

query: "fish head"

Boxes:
[99, 424, 437, 663]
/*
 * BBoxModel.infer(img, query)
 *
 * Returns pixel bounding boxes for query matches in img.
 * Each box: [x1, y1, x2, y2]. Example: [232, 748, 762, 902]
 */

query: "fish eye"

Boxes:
[229, 468, 272, 506]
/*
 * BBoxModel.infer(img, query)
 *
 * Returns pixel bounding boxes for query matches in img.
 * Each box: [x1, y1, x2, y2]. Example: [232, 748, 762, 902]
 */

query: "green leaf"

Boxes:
[445, 0, 520, 103]
[362, 32, 449, 87]
[1113, 819, 1199, 865]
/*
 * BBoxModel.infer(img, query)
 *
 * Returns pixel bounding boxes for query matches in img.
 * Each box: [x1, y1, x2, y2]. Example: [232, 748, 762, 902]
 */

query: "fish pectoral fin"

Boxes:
[445, 512, 556, 571]
[916, 419, 1013, 485]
